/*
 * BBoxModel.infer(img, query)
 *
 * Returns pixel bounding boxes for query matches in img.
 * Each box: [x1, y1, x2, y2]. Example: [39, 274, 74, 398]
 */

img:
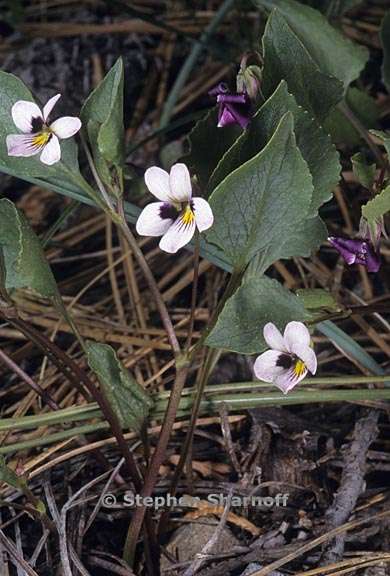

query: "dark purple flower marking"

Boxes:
[159, 203, 178, 221]
[31, 116, 44, 133]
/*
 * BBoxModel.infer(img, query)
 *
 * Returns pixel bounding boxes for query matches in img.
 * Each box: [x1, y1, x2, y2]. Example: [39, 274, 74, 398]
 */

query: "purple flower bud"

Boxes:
[328, 236, 381, 273]
[209, 83, 251, 129]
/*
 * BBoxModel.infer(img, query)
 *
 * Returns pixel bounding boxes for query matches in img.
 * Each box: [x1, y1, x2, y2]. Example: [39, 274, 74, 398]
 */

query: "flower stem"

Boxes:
[157, 347, 220, 534]
[185, 232, 200, 352]
[79, 133, 116, 212]
[117, 200, 180, 355]
[123, 361, 190, 565]
[337, 100, 388, 170]
[158, 268, 243, 530]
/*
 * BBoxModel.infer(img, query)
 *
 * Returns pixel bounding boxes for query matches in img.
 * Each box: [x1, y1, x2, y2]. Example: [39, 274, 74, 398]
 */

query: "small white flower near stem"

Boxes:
[254, 321, 317, 394]
[6, 94, 81, 166]
[136, 163, 214, 254]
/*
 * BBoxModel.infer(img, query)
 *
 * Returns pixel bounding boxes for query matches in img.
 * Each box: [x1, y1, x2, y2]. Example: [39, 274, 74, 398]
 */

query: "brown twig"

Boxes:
[183, 489, 233, 576]
[321, 410, 380, 564]
[0, 347, 58, 411]
[0, 529, 40, 576]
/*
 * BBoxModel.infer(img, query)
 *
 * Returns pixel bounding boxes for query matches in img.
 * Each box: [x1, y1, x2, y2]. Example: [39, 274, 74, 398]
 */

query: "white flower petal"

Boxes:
[136, 202, 174, 237]
[274, 366, 307, 395]
[263, 322, 287, 352]
[39, 135, 61, 165]
[253, 350, 286, 382]
[144, 167, 172, 202]
[6, 134, 41, 157]
[11, 100, 43, 133]
[43, 94, 61, 122]
[296, 347, 317, 375]
[192, 197, 214, 232]
[50, 116, 81, 139]
[169, 163, 192, 203]
[159, 214, 196, 254]
[284, 321, 311, 354]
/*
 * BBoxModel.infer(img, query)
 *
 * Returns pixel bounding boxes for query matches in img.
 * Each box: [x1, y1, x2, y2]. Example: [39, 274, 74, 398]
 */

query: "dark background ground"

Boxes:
[0, 1, 389, 575]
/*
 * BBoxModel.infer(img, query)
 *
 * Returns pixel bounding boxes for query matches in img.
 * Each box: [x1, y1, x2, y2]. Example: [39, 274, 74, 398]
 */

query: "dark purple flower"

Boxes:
[328, 236, 381, 273]
[209, 83, 251, 129]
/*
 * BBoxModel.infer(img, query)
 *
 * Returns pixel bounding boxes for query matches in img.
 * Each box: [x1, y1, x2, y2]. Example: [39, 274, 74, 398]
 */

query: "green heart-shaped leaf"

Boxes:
[260, 10, 343, 121]
[206, 275, 310, 354]
[254, 0, 368, 91]
[0, 198, 60, 301]
[86, 342, 153, 432]
[206, 112, 314, 271]
[209, 80, 340, 215]
[81, 58, 125, 195]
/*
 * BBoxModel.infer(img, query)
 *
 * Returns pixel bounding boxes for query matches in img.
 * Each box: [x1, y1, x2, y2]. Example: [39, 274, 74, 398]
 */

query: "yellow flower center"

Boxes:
[293, 359, 306, 378]
[182, 204, 195, 226]
[32, 131, 51, 147]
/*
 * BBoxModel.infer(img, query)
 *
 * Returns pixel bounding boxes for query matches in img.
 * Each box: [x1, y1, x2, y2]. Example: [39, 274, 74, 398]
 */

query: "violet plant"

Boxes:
[0, 0, 389, 567]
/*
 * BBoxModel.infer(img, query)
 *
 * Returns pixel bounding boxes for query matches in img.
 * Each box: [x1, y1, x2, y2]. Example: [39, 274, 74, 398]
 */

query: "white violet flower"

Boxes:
[254, 321, 317, 394]
[136, 163, 214, 254]
[6, 94, 81, 166]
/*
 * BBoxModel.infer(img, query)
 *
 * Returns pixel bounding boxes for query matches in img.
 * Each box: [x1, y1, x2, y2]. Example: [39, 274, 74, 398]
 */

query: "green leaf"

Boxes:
[206, 275, 310, 354]
[370, 129, 390, 159]
[86, 342, 153, 432]
[206, 112, 314, 271]
[0, 455, 26, 490]
[0, 71, 81, 189]
[361, 185, 390, 240]
[262, 216, 328, 270]
[380, 12, 390, 93]
[324, 88, 380, 146]
[245, 216, 327, 276]
[351, 152, 376, 190]
[261, 10, 343, 121]
[254, 0, 369, 90]
[184, 107, 242, 191]
[0, 199, 60, 300]
[297, 288, 342, 313]
[81, 58, 125, 194]
[209, 80, 340, 214]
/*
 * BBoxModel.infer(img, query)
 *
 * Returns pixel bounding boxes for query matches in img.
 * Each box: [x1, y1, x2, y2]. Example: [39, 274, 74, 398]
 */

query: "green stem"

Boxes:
[117, 202, 180, 354]
[158, 268, 243, 529]
[0, 405, 101, 432]
[80, 133, 116, 211]
[2, 387, 390, 456]
[158, 347, 220, 534]
[59, 163, 119, 222]
[185, 232, 200, 352]
[189, 268, 243, 360]
[156, 387, 390, 413]
[1, 375, 388, 435]
[0, 423, 108, 454]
